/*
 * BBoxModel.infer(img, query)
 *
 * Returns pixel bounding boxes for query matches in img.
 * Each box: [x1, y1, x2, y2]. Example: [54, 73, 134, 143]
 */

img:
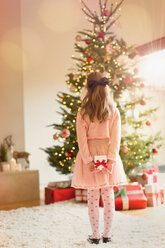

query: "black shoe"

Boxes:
[87, 236, 100, 244]
[103, 237, 111, 243]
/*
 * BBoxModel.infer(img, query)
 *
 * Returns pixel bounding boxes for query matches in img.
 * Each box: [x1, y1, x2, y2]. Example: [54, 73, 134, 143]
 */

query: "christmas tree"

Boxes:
[43, 0, 163, 175]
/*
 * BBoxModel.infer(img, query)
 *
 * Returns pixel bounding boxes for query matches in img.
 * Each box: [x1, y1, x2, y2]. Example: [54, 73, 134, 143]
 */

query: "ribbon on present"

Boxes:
[142, 168, 157, 183]
[94, 160, 107, 169]
[145, 192, 161, 207]
[75, 189, 87, 202]
[144, 183, 161, 207]
[114, 187, 127, 199]
[114, 186, 145, 210]
[143, 168, 155, 174]
[120, 190, 146, 210]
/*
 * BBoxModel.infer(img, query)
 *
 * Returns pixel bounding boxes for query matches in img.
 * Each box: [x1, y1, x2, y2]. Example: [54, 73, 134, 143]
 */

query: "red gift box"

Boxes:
[144, 184, 161, 207]
[75, 189, 87, 202]
[136, 169, 158, 186]
[100, 185, 147, 210]
[160, 189, 164, 204]
[145, 193, 161, 207]
[45, 187, 75, 204]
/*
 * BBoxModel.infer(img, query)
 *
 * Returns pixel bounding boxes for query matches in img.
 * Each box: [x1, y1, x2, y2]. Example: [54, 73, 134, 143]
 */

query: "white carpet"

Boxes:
[0, 199, 165, 248]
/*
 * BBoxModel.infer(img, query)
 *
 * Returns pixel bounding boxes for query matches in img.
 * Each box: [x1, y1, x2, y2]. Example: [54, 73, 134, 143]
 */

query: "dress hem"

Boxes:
[71, 180, 127, 189]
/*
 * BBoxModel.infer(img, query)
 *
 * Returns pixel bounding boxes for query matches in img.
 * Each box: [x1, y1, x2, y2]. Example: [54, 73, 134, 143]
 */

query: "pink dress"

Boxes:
[71, 107, 127, 189]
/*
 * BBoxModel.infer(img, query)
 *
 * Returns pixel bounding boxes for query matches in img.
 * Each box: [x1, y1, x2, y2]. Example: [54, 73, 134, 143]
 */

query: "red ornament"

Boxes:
[146, 121, 151, 126]
[61, 129, 70, 138]
[61, 96, 64, 100]
[121, 145, 128, 153]
[103, 10, 110, 16]
[152, 148, 158, 154]
[69, 73, 74, 78]
[87, 57, 92, 63]
[133, 68, 139, 74]
[75, 35, 82, 41]
[98, 32, 104, 38]
[142, 173, 148, 181]
[114, 186, 120, 192]
[85, 39, 91, 45]
[140, 83, 145, 88]
[140, 100, 146, 105]
[124, 76, 132, 85]
[67, 152, 72, 157]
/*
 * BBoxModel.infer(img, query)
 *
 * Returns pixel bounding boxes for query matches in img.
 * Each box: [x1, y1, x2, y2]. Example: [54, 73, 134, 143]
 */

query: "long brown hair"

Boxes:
[81, 72, 114, 122]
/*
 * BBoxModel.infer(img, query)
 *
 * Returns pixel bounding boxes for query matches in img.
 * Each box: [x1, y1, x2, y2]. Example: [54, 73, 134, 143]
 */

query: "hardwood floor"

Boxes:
[0, 190, 44, 211]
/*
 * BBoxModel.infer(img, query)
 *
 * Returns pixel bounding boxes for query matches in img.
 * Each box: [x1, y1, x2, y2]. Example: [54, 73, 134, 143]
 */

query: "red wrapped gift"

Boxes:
[136, 169, 158, 186]
[160, 189, 164, 204]
[45, 187, 75, 204]
[115, 185, 147, 210]
[144, 184, 161, 207]
[75, 189, 87, 202]
[145, 193, 161, 207]
[152, 165, 159, 173]
[100, 185, 147, 210]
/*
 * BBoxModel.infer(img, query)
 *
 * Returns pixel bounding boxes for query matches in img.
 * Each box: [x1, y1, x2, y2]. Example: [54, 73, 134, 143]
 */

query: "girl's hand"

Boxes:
[88, 161, 95, 172]
[101, 160, 114, 174]
[107, 160, 114, 174]
[88, 161, 101, 173]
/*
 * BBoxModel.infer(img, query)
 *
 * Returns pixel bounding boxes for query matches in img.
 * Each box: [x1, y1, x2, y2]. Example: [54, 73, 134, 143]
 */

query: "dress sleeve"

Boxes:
[76, 111, 93, 165]
[107, 108, 121, 163]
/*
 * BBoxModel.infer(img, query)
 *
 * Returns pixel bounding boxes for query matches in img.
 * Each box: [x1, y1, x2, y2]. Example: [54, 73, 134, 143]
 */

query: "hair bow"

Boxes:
[88, 77, 109, 88]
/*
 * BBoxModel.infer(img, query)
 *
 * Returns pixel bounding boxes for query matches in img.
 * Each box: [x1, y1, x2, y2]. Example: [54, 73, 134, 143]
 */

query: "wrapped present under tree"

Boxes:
[45, 187, 75, 204]
[100, 185, 147, 210]
[144, 183, 161, 207]
[75, 189, 87, 202]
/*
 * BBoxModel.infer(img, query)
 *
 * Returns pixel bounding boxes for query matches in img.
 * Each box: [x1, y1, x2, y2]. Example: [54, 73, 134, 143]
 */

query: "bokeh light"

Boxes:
[0, 41, 24, 71]
[138, 49, 165, 88]
[0, 27, 45, 71]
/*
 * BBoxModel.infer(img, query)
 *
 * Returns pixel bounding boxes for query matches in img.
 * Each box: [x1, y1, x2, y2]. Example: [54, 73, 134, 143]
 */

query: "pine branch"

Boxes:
[81, 8, 94, 20]
[104, 0, 108, 10]
[106, 15, 120, 31]
[83, 29, 93, 33]
[78, 31, 96, 39]
[76, 63, 82, 68]
[74, 43, 85, 53]
[81, 0, 95, 18]
[99, 0, 103, 17]
[94, 10, 101, 24]
[109, 0, 124, 18]
[139, 108, 158, 117]
[72, 57, 86, 63]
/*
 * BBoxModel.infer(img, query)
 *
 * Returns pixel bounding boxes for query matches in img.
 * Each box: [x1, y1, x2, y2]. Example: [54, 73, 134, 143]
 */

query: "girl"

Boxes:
[71, 72, 127, 244]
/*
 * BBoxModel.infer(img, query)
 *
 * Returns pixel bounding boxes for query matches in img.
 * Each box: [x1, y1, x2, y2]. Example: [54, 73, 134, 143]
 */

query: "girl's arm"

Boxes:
[76, 111, 93, 165]
[107, 108, 121, 163]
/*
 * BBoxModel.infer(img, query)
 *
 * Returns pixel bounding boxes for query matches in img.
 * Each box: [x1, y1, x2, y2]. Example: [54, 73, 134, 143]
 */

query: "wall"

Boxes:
[115, 0, 165, 46]
[0, 0, 24, 150]
[21, 0, 83, 186]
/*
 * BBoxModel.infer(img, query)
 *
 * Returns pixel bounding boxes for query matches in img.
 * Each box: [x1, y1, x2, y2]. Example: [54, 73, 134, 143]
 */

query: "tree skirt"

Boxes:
[1, 200, 165, 248]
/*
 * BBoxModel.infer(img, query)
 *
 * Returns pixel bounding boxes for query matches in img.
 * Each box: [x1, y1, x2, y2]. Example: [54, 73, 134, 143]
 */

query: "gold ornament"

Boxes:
[53, 133, 59, 140]
[70, 85, 77, 92]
